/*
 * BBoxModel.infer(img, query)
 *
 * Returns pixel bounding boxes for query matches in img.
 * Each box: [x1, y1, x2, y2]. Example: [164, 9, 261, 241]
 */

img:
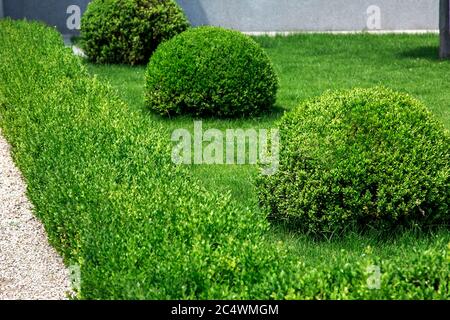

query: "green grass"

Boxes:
[88, 34, 450, 204]
[87, 33, 450, 269]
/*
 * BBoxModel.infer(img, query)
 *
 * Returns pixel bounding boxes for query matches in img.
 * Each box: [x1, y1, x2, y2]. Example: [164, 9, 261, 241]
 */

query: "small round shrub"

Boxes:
[257, 87, 450, 236]
[80, 0, 189, 65]
[145, 26, 279, 117]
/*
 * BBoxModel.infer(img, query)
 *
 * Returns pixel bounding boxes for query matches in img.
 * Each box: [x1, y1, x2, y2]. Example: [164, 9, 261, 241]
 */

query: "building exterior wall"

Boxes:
[0, 0, 440, 36]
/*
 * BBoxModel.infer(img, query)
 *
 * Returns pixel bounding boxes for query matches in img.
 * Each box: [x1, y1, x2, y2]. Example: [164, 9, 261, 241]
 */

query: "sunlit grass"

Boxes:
[87, 33, 450, 266]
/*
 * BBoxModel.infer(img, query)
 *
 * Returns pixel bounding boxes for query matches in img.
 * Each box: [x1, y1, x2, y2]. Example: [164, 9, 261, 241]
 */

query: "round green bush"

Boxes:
[80, 0, 189, 65]
[145, 26, 279, 117]
[257, 87, 450, 236]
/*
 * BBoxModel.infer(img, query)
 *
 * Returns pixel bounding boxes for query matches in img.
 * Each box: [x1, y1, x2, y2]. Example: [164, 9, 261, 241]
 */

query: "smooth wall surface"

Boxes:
[0, 0, 440, 35]
[178, 0, 439, 32]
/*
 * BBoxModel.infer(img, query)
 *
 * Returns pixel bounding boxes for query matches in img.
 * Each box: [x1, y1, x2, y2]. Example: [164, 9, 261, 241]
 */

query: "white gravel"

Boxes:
[0, 130, 72, 300]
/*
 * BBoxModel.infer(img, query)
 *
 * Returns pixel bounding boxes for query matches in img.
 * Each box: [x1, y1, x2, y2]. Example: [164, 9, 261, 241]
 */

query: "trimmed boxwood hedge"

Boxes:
[258, 88, 450, 237]
[80, 0, 189, 65]
[0, 19, 286, 299]
[1, 20, 449, 299]
[145, 26, 279, 117]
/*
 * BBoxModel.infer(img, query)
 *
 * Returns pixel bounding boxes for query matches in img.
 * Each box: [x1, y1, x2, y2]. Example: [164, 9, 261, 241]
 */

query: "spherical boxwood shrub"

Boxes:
[257, 87, 450, 236]
[145, 26, 279, 117]
[80, 0, 189, 65]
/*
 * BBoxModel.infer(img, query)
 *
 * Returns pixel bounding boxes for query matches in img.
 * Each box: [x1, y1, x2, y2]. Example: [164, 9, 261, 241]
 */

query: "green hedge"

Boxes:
[145, 26, 279, 117]
[0, 19, 449, 299]
[0, 19, 285, 299]
[258, 88, 450, 237]
[81, 0, 189, 65]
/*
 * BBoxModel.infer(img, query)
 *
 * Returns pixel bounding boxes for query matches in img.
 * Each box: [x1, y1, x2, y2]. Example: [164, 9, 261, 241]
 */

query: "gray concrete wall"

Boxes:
[178, 0, 439, 32]
[0, 0, 441, 35]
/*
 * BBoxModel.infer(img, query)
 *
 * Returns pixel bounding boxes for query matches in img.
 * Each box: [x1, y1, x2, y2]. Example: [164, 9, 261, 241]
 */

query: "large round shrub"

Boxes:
[80, 0, 189, 65]
[257, 87, 450, 236]
[145, 26, 279, 117]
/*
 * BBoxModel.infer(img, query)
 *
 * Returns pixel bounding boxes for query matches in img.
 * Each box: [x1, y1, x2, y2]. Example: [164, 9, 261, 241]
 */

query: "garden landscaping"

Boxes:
[0, 1, 449, 299]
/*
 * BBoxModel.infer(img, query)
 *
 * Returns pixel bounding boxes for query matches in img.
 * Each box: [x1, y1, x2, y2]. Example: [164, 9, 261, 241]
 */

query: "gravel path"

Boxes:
[0, 130, 72, 300]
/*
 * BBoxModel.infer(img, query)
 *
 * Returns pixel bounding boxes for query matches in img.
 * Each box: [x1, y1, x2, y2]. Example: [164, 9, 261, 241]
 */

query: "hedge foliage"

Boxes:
[145, 26, 279, 117]
[258, 88, 450, 237]
[80, 0, 189, 65]
[0, 19, 288, 299]
[0, 20, 449, 299]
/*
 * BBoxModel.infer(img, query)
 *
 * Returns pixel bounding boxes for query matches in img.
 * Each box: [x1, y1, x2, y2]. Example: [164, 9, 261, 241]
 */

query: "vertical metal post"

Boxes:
[440, 0, 450, 58]
[0, 0, 4, 18]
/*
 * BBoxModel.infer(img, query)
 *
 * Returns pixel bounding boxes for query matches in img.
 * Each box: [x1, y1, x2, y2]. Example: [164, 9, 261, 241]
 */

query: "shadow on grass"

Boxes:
[268, 215, 450, 245]
[397, 45, 440, 61]
[141, 103, 287, 128]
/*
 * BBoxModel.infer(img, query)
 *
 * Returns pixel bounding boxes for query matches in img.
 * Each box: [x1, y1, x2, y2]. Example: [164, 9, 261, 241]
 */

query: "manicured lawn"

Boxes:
[3, 19, 449, 297]
[87, 33, 450, 269]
